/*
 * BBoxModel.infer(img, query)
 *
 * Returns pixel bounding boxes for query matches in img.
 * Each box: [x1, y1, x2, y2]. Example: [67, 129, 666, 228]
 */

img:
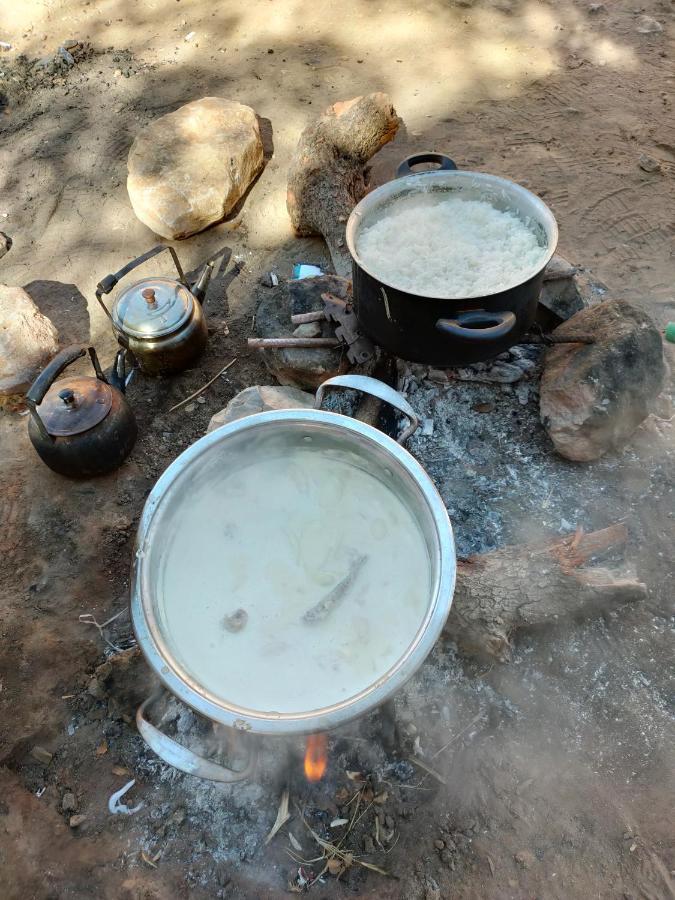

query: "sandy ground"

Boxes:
[0, 0, 674, 898]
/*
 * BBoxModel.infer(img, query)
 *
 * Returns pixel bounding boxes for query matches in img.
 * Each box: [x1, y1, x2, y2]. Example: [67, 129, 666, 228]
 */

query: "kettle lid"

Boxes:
[111, 276, 193, 340]
[37, 376, 113, 437]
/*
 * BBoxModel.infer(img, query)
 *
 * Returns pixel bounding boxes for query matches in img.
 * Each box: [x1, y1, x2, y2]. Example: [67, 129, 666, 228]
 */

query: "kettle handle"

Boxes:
[95, 245, 187, 320]
[26, 346, 107, 441]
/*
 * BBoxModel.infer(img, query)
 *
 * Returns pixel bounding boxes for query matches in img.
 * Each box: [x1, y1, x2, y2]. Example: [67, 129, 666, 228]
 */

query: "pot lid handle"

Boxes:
[314, 374, 421, 444]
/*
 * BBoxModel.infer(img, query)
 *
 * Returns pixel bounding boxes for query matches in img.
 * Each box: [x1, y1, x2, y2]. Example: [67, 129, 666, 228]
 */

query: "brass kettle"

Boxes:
[27, 346, 137, 477]
[96, 245, 213, 376]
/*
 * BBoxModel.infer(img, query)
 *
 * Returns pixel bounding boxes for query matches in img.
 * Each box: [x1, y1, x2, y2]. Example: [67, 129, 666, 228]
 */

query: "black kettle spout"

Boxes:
[191, 261, 215, 304]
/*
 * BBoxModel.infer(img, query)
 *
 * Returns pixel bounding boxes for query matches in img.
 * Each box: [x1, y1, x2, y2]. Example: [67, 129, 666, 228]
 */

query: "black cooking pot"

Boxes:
[346, 153, 559, 366]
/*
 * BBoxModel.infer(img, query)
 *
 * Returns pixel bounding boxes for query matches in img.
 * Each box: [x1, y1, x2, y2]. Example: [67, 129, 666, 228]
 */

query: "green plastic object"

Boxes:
[666, 322, 675, 343]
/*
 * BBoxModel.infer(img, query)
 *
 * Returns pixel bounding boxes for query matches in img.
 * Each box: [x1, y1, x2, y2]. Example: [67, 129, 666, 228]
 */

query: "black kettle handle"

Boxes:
[26, 346, 108, 407]
[95, 245, 187, 320]
[396, 153, 458, 178]
[26, 346, 107, 442]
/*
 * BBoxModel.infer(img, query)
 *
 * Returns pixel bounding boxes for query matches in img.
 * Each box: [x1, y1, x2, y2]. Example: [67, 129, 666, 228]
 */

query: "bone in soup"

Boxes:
[356, 191, 548, 297]
[154, 440, 431, 714]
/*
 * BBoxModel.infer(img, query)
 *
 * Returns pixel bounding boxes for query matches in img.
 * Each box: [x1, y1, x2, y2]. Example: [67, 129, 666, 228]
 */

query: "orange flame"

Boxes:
[304, 733, 328, 782]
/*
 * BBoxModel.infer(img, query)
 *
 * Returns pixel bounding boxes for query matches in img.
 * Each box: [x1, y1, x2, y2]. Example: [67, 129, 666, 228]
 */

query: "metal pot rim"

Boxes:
[345, 168, 559, 301]
[131, 407, 456, 736]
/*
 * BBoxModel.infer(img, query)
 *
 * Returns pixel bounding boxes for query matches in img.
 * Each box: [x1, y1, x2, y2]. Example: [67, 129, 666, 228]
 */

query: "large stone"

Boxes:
[207, 385, 314, 433]
[127, 97, 264, 239]
[0, 285, 59, 396]
[540, 300, 665, 461]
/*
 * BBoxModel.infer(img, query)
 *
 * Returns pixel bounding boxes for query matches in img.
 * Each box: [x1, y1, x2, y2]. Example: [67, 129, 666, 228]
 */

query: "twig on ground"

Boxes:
[169, 358, 237, 412]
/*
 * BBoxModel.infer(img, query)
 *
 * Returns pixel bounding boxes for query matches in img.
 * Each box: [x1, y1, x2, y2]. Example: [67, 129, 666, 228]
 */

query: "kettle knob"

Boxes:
[142, 288, 157, 307]
[58, 388, 77, 407]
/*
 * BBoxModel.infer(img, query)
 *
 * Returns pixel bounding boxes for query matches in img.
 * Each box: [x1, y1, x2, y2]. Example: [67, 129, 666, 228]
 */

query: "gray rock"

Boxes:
[540, 300, 665, 461]
[0, 286, 59, 396]
[57, 46, 75, 67]
[127, 98, 264, 239]
[636, 15, 663, 34]
[62, 39, 81, 50]
[62, 792, 77, 813]
[639, 153, 661, 173]
[588, 2, 606, 12]
[69, 814, 86, 828]
[207, 385, 314, 433]
[293, 321, 322, 338]
[0, 232, 11, 258]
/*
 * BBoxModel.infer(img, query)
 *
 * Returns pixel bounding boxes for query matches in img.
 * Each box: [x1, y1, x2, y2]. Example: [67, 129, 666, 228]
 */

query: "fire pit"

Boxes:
[131, 376, 456, 780]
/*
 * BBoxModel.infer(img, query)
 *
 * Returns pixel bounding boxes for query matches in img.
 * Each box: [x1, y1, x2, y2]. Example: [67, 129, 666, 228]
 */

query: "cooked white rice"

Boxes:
[356, 192, 547, 297]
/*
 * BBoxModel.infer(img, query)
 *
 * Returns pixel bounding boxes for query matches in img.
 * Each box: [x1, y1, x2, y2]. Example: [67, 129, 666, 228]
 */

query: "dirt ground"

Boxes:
[1, 0, 674, 898]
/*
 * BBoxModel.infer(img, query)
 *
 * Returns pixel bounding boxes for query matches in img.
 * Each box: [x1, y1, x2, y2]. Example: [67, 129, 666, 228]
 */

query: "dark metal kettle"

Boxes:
[26, 346, 137, 477]
[95, 245, 213, 377]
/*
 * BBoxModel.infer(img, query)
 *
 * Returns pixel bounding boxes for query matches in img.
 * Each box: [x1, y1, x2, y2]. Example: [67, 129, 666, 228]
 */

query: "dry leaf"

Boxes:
[141, 851, 157, 869]
[287, 880, 303, 894]
[265, 788, 290, 845]
[358, 860, 391, 876]
[95, 741, 108, 757]
[327, 857, 344, 876]
[373, 790, 388, 805]
[361, 785, 374, 804]
[112, 765, 131, 776]
[330, 818, 348, 828]
[346, 770, 365, 782]
[288, 832, 302, 852]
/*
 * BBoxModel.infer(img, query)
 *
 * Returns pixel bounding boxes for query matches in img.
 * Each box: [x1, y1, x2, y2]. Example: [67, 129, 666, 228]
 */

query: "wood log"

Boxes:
[445, 525, 647, 662]
[287, 93, 401, 276]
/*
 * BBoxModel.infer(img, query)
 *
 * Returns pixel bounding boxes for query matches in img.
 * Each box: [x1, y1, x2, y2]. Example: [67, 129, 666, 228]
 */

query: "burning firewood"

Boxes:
[446, 524, 647, 662]
[287, 93, 401, 276]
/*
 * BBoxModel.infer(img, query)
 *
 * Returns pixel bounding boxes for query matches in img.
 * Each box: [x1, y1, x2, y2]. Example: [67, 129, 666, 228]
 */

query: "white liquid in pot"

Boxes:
[155, 446, 431, 714]
[356, 192, 547, 297]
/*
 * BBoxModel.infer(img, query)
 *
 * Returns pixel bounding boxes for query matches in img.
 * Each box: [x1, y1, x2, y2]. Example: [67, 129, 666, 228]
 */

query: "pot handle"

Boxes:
[26, 346, 107, 442]
[136, 690, 259, 783]
[396, 153, 458, 178]
[315, 374, 421, 444]
[95, 245, 187, 320]
[436, 310, 517, 342]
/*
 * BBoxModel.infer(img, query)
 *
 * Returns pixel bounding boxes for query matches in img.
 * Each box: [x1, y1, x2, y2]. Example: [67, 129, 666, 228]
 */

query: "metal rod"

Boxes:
[290, 310, 326, 325]
[248, 337, 340, 349]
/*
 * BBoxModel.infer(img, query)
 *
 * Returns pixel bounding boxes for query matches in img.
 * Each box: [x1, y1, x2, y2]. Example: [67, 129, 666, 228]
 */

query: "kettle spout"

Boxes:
[191, 261, 214, 304]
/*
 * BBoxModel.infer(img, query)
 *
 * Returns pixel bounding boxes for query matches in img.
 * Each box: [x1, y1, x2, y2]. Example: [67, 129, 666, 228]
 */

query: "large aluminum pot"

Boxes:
[131, 376, 455, 779]
[346, 153, 559, 366]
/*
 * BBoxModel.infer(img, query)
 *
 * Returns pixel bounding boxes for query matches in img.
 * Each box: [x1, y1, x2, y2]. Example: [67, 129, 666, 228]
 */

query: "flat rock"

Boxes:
[540, 299, 665, 461]
[0, 232, 11, 258]
[127, 97, 264, 239]
[207, 385, 314, 433]
[0, 285, 59, 396]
